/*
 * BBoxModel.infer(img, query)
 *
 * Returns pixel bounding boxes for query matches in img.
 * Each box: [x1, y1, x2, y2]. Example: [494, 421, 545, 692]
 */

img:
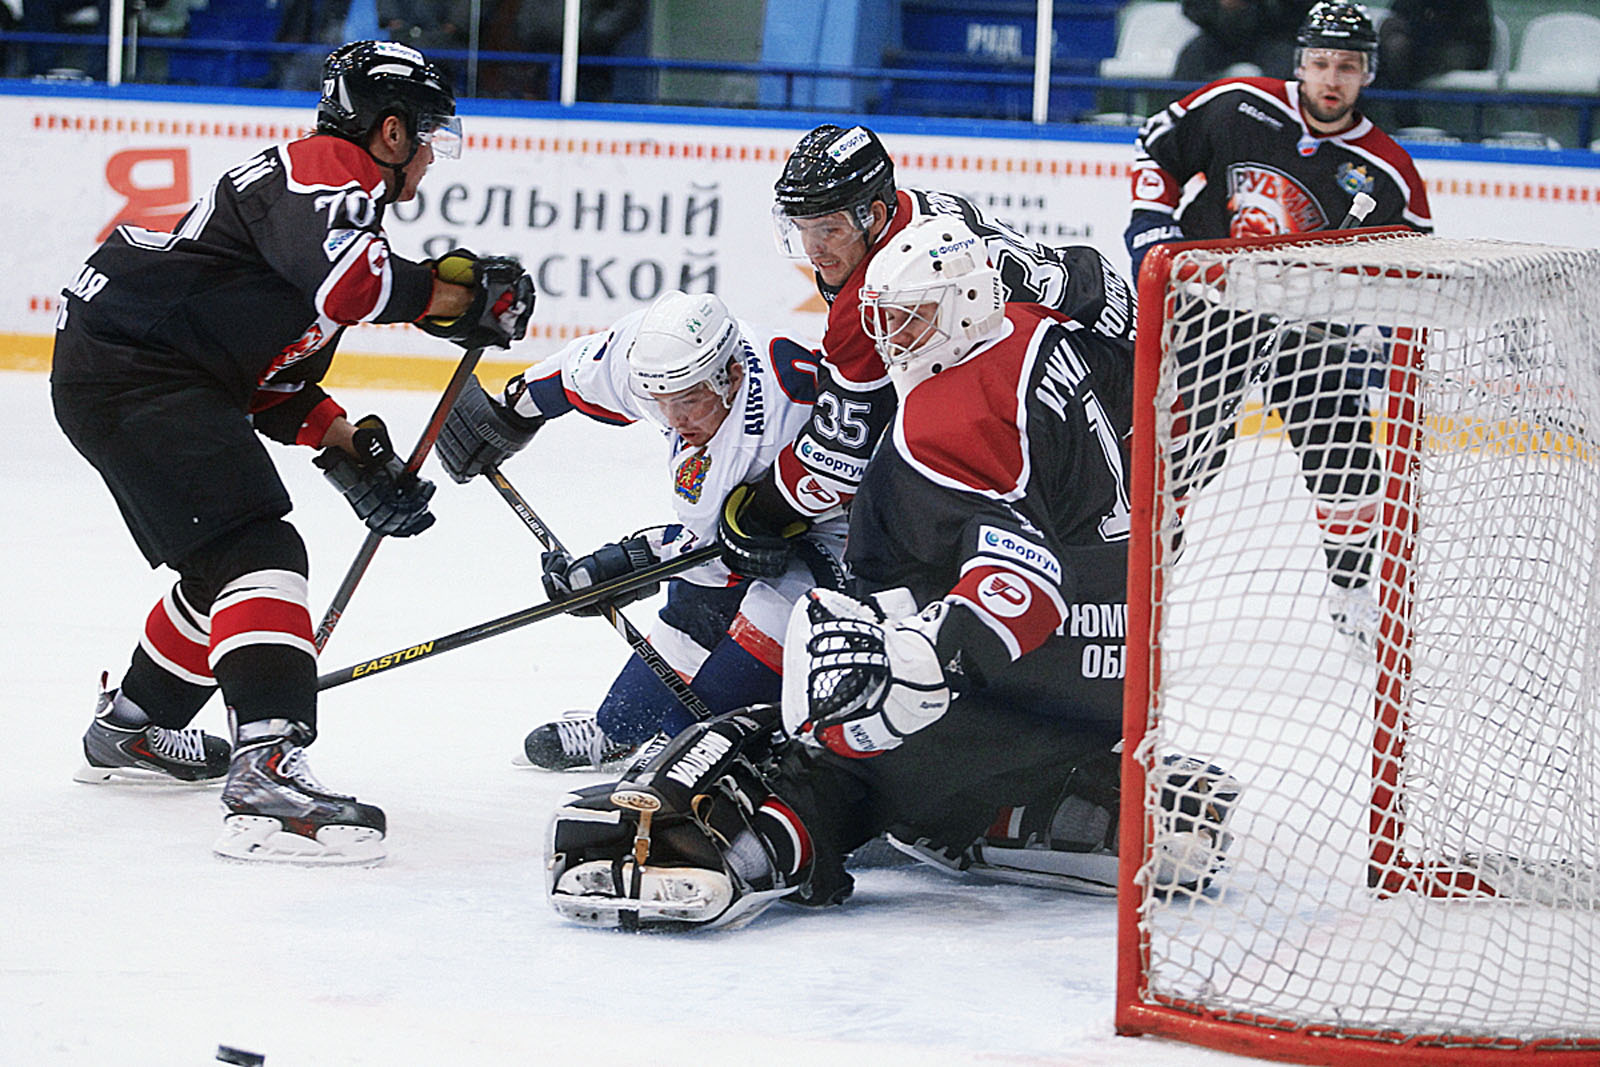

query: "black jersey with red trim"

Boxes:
[51, 134, 433, 444]
[846, 305, 1134, 725]
[1131, 77, 1432, 241]
[768, 187, 1135, 523]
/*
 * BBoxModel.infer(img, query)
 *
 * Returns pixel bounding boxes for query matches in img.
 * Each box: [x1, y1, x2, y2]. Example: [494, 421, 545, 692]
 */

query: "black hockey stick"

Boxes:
[316, 544, 721, 691]
[314, 347, 485, 653]
[484, 466, 714, 721]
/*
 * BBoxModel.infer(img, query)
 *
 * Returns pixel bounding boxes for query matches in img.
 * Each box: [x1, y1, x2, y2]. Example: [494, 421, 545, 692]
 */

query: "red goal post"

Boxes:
[1116, 229, 1600, 1064]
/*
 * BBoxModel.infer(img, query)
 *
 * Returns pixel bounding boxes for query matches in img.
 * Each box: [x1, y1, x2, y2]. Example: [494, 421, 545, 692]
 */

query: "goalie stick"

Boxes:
[314, 346, 485, 653]
[315, 543, 721, 690]
[484, 467, 714, 722]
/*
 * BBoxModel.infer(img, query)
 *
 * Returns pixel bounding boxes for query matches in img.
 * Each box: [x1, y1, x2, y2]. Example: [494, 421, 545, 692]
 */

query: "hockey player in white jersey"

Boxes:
[437, 290, 846, 769]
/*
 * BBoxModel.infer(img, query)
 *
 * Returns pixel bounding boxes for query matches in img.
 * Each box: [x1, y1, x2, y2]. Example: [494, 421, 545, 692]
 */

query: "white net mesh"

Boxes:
[1132, 234, 1600, 1052]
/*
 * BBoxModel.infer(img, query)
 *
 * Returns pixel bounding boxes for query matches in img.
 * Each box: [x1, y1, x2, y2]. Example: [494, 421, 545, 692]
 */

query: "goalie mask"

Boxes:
[859, 217, 1006, 396]
[627, 290, 743, 408]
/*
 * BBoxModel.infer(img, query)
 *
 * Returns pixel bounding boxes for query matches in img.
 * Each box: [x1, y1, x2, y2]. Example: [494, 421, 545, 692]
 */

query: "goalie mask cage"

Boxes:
[1116, 230, 1600, 1065]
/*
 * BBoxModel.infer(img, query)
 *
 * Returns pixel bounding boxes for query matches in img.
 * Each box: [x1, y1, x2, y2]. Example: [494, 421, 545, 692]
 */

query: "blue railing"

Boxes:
[3, 30, 1596, 148]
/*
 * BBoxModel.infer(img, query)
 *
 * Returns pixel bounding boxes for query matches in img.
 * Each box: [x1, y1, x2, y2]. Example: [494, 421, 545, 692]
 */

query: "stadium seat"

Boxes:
[1502, 11, 1600, 94]
[1099, 2, 1196, 80]
[1420, 15, 1511, 93]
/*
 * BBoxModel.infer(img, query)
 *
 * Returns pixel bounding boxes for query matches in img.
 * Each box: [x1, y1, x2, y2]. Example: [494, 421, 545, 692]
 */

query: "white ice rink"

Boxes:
[3, 367, 1292, 1067]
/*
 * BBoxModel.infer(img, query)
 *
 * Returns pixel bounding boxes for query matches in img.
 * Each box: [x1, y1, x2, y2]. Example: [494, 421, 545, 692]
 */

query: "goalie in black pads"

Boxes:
[546, 218, 1238, 927]
[51, 41, 534, 865]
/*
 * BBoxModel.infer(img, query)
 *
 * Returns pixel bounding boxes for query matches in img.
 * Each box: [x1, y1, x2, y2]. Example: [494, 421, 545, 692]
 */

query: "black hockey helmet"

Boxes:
[774, 124, 896, 223]
[1297, 2, 1378, 58]
[317, 40, 460, 159]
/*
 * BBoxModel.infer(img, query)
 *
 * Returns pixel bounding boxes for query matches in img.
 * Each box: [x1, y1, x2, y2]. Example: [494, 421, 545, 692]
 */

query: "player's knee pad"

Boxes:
[546, 706, 813, 931]
[176, 518, 309, 610]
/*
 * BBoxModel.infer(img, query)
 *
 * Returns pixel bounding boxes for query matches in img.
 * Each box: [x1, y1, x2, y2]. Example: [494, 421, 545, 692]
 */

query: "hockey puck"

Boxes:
[216, 1045, 265, 1066]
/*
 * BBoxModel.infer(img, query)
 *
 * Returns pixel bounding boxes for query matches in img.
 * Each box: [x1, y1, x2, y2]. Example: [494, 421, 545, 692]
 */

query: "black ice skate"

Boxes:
[518, 710, 639, 771]
[213, 719, 386, 866]
[73, 675, 230, 786]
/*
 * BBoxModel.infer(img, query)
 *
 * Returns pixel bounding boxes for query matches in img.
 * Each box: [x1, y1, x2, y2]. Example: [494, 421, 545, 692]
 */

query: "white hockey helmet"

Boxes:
[859, 216, 1006, 395]
[627, 290, 742, 406]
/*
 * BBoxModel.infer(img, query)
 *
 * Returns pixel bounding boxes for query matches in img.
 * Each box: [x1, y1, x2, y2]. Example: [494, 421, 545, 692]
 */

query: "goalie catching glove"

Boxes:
[541, 534, 660, 617]
[418, 248, 535, 351]
[313, 414, 435, 537]
[435, 375, 543, 483]
[781, 588, 953, 759]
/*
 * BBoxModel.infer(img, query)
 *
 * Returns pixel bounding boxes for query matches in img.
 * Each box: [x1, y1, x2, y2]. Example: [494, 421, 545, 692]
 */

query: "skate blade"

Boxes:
[511, 751, 639, 773]
[212, 814, 386, 867]
[73, 760, 224, 787]
[551, 860, 732, 928]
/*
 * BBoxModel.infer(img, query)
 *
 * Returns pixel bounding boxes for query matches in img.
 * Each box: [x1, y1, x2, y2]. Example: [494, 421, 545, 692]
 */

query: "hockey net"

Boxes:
[1117, 231, 1600, 1064]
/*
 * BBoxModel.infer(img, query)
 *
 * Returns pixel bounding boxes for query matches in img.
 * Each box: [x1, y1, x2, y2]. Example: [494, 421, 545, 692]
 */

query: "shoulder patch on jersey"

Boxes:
[977, 524, 1062, 584]
[1336, 162, 1376, 196]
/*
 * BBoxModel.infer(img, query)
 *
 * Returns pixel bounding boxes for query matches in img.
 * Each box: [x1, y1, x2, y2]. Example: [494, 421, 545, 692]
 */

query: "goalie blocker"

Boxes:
[545, 695, 1242, 929]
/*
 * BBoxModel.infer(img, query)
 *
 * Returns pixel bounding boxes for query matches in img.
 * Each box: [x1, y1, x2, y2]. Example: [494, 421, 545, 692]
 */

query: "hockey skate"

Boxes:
[517, 710, 639, 771]
[1326, 581, 1382, 649]
[213, 719, 386, 866]
[73, 675, 230, 786]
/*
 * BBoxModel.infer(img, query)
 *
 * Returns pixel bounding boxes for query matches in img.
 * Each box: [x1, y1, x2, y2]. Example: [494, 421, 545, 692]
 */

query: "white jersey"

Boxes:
[501, 307, 842, 587]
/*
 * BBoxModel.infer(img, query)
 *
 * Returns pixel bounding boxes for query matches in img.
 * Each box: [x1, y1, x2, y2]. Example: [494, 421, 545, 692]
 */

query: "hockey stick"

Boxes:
[316, 544, 722, 691]
[314, 347, 485, 653]
[484, 467, 714, 721]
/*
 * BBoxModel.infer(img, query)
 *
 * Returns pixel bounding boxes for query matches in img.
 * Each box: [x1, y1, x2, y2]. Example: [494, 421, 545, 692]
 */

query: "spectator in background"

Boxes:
[1371, 0, 1493, 126]
[478, 0, 645, 101]
[380, 0, 470, 53]
[1175, 0, 1313, 81]
[277, 0, 381, 89]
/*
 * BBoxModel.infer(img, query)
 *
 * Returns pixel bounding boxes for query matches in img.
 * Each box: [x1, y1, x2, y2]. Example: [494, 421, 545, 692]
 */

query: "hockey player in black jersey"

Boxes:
[544, 218, 1239, 929]
[717, 122, 1135, 581]
[1125, 1, 1433, 647]
[51, 41, 534, 864]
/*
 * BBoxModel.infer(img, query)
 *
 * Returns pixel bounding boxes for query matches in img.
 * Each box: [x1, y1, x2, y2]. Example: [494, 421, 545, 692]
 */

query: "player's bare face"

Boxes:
[395, 141, 434, 202]
[1297, 49, 1366, 132]
[653, 382, 729, 447]
[793, 212, 872, 287]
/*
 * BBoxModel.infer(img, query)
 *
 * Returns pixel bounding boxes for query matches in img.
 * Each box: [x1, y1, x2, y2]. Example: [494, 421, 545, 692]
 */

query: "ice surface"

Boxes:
[2, 370, 1267, 1066]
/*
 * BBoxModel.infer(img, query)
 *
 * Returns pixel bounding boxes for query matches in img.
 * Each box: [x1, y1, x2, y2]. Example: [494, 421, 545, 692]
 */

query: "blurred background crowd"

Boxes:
[1, 0, 1596, 150]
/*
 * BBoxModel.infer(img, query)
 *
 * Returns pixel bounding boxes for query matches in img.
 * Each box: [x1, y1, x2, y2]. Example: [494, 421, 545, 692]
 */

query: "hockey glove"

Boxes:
[780, 588, 951, 759]
[419, 249, 536, 351]
[718, 482, 808, 580]
[542, 536, 659, 617]
[313, 415, 436, 537]
[435, 375, 544, 483]
[1125, 208, 1186, 281]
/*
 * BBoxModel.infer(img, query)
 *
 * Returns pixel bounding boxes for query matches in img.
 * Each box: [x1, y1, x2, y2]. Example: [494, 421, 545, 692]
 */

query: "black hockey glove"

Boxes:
[435, 375, 544, 483]
[718, 482, 809, 579]
[780, 588, 951, 759]
[541, 536, 659, 617]
[313, 415, 436, 538]
[418, 249, 536, 351]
